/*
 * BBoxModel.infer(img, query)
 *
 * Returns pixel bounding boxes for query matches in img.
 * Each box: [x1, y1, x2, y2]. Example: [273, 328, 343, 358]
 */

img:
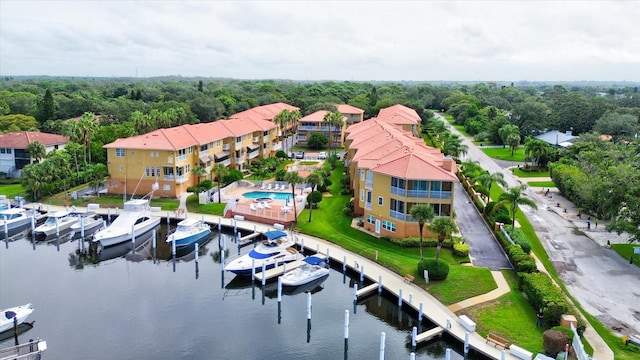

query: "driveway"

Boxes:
[436, 112, 640, 338]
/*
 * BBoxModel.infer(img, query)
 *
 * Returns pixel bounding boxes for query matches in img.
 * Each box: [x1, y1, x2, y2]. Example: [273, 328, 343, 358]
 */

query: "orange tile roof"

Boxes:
[335, 104, 364, 114]
[104, 127, 197, 150]
[377, 104, 421, 125]
[229, 102, 299, 122]
[0, 131, 68, 149]
[300, 110, 329, 123]
[371, 150, 457, 181]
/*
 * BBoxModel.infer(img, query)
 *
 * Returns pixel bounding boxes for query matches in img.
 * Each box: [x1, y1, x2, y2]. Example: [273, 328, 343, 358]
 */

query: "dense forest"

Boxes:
[1, 77, 639, 241]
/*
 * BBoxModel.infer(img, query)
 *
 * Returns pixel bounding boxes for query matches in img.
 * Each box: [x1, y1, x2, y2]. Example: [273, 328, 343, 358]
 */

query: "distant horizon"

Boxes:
[3, 74, 640, 86]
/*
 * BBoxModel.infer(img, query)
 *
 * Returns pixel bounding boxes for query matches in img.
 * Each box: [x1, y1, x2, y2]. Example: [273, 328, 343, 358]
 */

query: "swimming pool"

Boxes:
[243, 191, 293, 201]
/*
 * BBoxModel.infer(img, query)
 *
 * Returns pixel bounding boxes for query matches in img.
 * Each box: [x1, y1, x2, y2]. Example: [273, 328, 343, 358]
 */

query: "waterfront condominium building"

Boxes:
[344, 104, 457, 239]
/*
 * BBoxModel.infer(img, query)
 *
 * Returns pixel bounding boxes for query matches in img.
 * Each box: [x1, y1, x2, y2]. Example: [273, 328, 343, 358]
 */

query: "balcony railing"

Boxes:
[223, 144, 231, 151]
[364, 202, 372, 210]
[390, 186, 405, 196]
[218, 159, 231, 166]
[163, 175, 175, 181]
[176, 155, 187, 162]
[407, 189, 429, 198]
[389, 210, 405, 221]
[176, 175, 189, 184]
[430, 191, 452, 199]
[365, 179, 373, 189]
[248, 151, 259, 159]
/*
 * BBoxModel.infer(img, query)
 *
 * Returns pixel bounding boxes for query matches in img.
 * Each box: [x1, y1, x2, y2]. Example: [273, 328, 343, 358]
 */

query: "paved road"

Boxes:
[453, 182, 512, 270]
[436, 112, 639, 355]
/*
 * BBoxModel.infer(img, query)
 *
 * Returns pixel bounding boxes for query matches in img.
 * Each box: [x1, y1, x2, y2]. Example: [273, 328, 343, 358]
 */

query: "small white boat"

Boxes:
[70, 212, 104, 236]
[0, 303, 33, 333]
[166, 218, 211, 248]
[0, 208, 35, 236]
[225, 230, 302, 275]
[34, 211, 78, 237]
[93, 198, 160, 248]
[281, 256, 330, 287]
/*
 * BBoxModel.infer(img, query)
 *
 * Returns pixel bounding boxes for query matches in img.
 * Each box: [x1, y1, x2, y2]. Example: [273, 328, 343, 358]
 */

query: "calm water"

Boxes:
[243, 191, 293, 201]
[0, 221, 484, 360]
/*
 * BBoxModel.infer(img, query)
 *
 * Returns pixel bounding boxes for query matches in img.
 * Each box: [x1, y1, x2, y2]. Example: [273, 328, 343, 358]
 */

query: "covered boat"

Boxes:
[280, 256, 330, 287]
[225, 230, 302, 275]
[0, 303, 33, 333]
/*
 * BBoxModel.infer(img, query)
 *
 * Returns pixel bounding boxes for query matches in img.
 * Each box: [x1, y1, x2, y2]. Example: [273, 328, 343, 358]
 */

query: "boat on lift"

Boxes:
[225, 230, 302, 275]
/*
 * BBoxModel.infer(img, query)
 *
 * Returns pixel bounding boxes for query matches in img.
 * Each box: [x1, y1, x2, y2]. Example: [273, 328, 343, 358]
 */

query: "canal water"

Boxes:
[0, 221, 485, 360]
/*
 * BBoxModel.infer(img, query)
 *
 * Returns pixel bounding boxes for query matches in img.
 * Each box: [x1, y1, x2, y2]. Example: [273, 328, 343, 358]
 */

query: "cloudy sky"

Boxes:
[1, 1, 639, 81]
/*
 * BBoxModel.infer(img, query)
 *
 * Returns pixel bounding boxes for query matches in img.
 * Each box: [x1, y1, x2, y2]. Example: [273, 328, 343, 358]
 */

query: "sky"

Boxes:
[1, 1, 639, 82]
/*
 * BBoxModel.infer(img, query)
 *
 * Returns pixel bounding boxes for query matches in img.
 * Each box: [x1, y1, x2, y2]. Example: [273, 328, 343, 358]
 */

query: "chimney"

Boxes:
[442, 156, 453, 171]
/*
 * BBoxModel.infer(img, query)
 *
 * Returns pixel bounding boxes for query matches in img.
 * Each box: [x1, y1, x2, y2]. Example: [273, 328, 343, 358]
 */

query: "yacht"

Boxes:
[166, 218, 211, 248]
[93, 198, 160, 248]
[0, 303, 34, 333]
[225, 230, 302, 275]
[0, 208, 35, 237]
[69, 212, 104, 237]
[280, 256, 330, 287]
[34, 211, 78, 237]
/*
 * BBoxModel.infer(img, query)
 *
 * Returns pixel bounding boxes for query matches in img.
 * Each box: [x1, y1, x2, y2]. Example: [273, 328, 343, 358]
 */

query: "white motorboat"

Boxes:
[34, 211, 78, 237]
[93, 198, 160, 248]
[0, 303, 33, 333]
[0, 208, 35, 236]
[225, 230, 302, 275]
[280, 256, 330, 287]
[70, 212, 104, 236]
[166, 218, 211, 248]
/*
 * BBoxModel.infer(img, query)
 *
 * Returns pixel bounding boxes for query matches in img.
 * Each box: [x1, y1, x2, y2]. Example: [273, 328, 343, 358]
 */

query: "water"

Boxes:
[243, 191, 293, 201]
[0, 222, 484, 360]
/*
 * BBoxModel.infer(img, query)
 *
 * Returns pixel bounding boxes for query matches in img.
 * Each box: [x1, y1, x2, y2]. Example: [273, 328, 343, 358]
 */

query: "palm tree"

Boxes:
[305, 171, 324, 222]
[473, 171, 508, 204]
[288, 110, 301, 153]
[497, 184, 538, 228]
[191, 165, 207, 185]
[85, 163, 109, 195]
[428, 217, 458, 262]
[273, 109, 291, 153]
[78, 112, 99, 165]
[499, 124, 521, 157]
[62, 120, 82, 181]
[211, 163, 229, 204]
[442, 133, 468, 159]
[322, 110, 344, 156]
[524, 138, 550, 168]
[252, 167, 270, 187]
[26, 141, 46, 163]
[409, 204, 436, 260]
[284, 171, 303, 222]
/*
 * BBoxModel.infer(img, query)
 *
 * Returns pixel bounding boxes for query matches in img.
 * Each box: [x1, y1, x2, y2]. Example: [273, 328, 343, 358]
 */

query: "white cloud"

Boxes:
[1, 0, 638, 81]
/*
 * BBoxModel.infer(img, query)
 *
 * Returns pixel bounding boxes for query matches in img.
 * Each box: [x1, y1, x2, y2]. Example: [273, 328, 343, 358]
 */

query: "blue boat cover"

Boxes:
[264, 230, 287, 240]
[249, 249, 273, 259]
[4, 310, 16, 319]
[303, 256, 326, 266]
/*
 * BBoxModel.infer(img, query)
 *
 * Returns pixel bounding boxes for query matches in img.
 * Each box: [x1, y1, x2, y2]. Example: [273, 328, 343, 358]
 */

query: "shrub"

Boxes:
[519, 272, 569, 326]
[551, 326, 574, 342]
[508, 227, 532, 254]
[357, 219, 364, 227]
[506, 244, 537, 273]
[389, 237, 421, 247]
[418, 259, 450, 280]
[543, 329, 568, 357]
[453, 243, 470, 257]
[223, 169, 243, 185]
[275, 150, 288, 159]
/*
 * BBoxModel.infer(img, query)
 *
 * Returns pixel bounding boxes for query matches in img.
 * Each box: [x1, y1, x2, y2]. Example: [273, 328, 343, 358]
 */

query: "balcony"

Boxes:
[176, 155, 187, 163]
[218, 158, 231, 167]
[365, 179, 373, 189]
[273, 142, 282, 151]
[235, 155, 246, 164]
[253, 137, 260, 143]
[390, 186, 405, 196]
[365, 202, 372, 210]
[407, 189, 429, 198]
[430, 191, 452, 199]
[223, 144, 231, 151]
[389, 210, 405, 221]
[176, 174, 189, 184]
[248, 151, 259, 159]
[163, 175, 175, 181]
[263, 135, 269, 142]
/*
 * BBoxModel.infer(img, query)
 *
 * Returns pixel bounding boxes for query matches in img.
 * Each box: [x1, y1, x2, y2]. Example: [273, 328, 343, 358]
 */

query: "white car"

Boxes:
[318, 152, 327, 160]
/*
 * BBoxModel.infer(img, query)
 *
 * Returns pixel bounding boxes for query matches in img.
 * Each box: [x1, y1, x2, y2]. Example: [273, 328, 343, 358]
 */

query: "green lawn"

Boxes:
[511, 168, 550, 178]
[295, 163, 495, 304]
[612, 244, 640, 269]
[527, 181, 555, 188]
[186, 194, 225, 215]
[0, 184, 27, 199]
[481, 146, 526, 162]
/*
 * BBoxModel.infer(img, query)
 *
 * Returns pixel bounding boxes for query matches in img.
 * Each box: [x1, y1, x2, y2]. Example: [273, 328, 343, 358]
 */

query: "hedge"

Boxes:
[519, 272, 569, 326]
[418, 259, 450, 280]
[506, 244, 538, 273]
[453, 243, 470, 257]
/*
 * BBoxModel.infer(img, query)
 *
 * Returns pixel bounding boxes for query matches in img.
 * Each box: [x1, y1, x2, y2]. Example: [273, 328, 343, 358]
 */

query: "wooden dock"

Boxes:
[238, 232, 260, 245]
[0, 339, 47, 360]
[416, 327, 444, 343]
[253, 260, 305, 282]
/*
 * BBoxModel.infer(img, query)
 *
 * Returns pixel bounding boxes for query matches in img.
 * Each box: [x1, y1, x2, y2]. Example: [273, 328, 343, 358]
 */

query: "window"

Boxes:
[215, 140, 221, 147]
[115, 148, 125, 157]
[185, 164, 190, 174]
[366, 215, 375, 224]
[163, 184, 171, 191]
[146, 167, 150, 177]
[200, 144, 208, 151]
[163, 167, 174, 176]
[391, 177, 405, 189]
[366, 191, 372, 204]
[0, 148, 12, 154]
[360, 170, 365, 181]
[236, 136, 242, 143]
[390, 199, 405, 213]
[360, 190, 364, 201]
[378, 196, 383, 206]
[150, 151, 159, 158]
[430, 181, 441, 191]
[382, 220, 396, 232]
[412, 180, 427, 190]
[156, 167, 160, 177]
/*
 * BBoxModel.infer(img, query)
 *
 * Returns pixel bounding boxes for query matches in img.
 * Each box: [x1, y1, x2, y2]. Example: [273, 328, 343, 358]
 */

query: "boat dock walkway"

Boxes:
[416, 327, 445, 343]
[0, 339, 47, 360]
[29, 203, 523, 359]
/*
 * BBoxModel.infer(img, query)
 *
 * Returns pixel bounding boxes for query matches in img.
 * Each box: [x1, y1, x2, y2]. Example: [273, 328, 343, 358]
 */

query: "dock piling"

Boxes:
[251, 258, 256, 281]
[152, 229, 157, 264]
[445, 348, 451, 360]
[379, 332, 385, 360]
[409, 353, 415, 360]
[409, 293, 412, 305]
[80, 215, 85, 239]
[195, 243, 199, 261]
[342, 256, 347, 272]
[55, 218, 59, 237]
[398, 289, 403, 307]
[378, 275, 382, 293]
[107, 208, 111, 223]
[360, 265, 364, 282]
[306, 292, 312, 320]
[464, 331, 469, 355]
[418, 303, 423, 321]
[277, 276, 282, 302]
[446, 318, 451, 330]
[261, 263, 266, 286]
[353, 284, 358, 302]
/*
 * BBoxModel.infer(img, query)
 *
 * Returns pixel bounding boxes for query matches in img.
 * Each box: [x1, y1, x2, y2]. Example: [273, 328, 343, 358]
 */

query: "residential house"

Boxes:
[0, 131, 68, 178]
[335, 104, 365, 125]
[345, 111, 457, 239]
[534, 130, 578, 147]
[376, 104, 422, 136]
[103, 116, 277, 198]
[296, 110, 347, 148]
[229, 102, 300, 151]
